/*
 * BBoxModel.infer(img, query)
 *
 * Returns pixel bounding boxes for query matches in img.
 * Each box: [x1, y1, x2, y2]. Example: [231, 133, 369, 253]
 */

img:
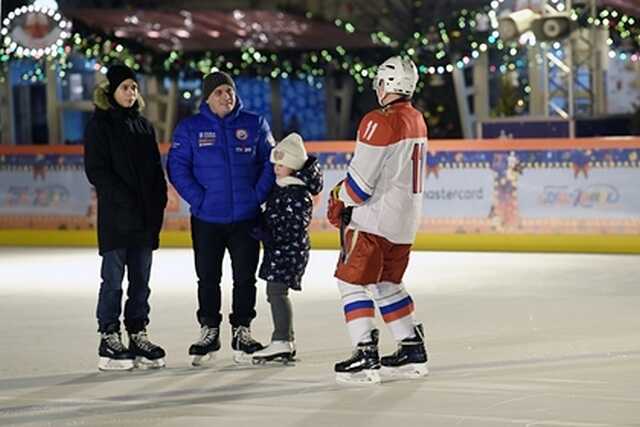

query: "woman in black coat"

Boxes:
[84, 65, 167, 371]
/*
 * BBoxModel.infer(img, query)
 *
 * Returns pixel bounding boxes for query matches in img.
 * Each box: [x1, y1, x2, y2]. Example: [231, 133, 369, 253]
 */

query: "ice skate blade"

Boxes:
[336, 369, 381, 385]
[381, 363, 428, 379]
[190, 352, 216, 367]
[233, 350, 254, 365]
[252, 353, 296, 365]
[98, 357, 134, 371]
[135, 356, 166, 369]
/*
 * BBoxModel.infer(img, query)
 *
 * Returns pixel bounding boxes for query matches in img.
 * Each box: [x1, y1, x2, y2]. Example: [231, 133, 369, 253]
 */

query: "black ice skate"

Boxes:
[129, 330, 166, 369]
[189, 326, 220, 366]
[334, 329, 381, 384]
[231, 326, 264, 364]
[380, 324, 429, 378]
[98, 332, 135, 371]
[252, 340, 296, 365]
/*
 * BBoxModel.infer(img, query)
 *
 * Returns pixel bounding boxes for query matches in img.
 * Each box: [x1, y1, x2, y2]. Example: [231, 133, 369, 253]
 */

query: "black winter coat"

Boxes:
[84, 82, 168, 255]
[258, 156, 323, 290]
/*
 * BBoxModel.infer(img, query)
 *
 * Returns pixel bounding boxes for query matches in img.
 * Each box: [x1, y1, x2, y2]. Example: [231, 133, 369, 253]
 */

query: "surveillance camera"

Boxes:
[531, 14, 575, 41]
[498, 9, 541, 41]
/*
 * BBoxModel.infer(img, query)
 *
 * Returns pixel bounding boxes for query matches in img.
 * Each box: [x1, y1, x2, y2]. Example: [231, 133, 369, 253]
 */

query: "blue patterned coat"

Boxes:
[258, 156, 323, 290]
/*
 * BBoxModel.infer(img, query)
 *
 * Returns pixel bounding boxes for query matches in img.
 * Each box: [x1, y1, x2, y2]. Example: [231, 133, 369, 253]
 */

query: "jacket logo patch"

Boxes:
[235, 146, 253, 154]
[235, 129, 248, 141]
[198, 131, 216, 147]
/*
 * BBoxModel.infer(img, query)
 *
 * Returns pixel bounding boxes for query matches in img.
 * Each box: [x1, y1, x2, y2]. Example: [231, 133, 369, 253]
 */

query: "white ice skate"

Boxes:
[251, 340, 296, 365]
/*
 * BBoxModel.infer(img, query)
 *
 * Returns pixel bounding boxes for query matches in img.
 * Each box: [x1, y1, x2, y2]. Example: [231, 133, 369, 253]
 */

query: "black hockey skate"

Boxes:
[252, 340, 296, 365]
[189, 326, 220, 366]
[380, 324, 428, 378]
[231, 326, 264, 364]
[129, 330, 166, 369]
[98, 331, 135, 371]
[334, 329, 381, 384]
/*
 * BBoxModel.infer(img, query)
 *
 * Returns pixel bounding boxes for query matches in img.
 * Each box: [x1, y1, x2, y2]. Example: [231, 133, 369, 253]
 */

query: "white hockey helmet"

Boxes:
[373, 56, 419, 99]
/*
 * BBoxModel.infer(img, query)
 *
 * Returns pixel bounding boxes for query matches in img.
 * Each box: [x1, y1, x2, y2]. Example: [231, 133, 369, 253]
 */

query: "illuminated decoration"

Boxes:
[1, 4, 71, 59]
[0, 3, 637, 91]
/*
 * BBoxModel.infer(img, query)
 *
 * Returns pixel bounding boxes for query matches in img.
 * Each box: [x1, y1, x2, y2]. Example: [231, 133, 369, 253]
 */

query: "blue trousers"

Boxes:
[96, 247, 153, 333]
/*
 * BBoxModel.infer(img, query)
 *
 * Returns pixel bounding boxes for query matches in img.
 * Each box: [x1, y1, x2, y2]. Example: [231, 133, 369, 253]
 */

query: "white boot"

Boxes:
[252, 340, 296, 364]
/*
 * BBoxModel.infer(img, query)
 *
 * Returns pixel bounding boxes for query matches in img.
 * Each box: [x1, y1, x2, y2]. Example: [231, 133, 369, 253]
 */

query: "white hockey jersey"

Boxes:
[338, 101, 428, 244]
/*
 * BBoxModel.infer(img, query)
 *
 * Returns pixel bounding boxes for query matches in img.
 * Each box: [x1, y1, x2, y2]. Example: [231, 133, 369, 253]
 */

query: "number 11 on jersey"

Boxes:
[412, 143, 425, 194]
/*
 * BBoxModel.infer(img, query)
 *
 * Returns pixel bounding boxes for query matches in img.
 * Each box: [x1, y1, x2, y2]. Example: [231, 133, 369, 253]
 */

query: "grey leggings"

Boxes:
[266, 281, 294, 341]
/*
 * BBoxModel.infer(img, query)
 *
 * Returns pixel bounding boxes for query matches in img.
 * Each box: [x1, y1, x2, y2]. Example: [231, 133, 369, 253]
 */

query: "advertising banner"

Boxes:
[424, 168, 494, 218]
[519, 168, 640, 219]
[0, 169, 91, 215]
[1, 139, 640, 236]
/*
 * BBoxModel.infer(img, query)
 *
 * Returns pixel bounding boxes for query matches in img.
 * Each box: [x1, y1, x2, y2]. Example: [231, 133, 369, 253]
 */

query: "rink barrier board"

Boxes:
[1, 230, 639, 254]
[2, 137, 640, 253]
[3, 137, 640, 155]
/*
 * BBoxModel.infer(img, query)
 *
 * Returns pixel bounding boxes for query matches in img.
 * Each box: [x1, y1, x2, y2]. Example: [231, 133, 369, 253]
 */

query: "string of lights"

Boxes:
[0, 2, 637, 91]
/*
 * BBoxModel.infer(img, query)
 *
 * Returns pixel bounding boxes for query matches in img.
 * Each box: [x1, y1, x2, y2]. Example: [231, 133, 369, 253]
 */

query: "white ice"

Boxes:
[1, 247, 639, 426]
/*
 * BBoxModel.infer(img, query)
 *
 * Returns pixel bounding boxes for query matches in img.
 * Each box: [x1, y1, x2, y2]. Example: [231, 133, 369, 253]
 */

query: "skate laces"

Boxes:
[130, 330, 156, 352]
[352, 341, 377, 359]
[103, 332, 127, 352]
[197, 326, 219, 345]
[234, 326, 257, 345]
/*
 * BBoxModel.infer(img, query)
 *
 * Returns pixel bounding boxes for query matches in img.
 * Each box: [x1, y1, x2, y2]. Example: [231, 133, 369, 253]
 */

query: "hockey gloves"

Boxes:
[327, 180, 352, 229]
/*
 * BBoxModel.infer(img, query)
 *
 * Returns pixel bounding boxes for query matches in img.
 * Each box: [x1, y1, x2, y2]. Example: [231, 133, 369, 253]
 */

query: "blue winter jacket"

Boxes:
[167, 98, 275, 224]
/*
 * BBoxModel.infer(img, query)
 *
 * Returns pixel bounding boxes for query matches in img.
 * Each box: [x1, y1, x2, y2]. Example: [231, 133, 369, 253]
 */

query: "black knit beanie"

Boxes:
[202, 71, 236, 99]
[107, 64, 137, 96]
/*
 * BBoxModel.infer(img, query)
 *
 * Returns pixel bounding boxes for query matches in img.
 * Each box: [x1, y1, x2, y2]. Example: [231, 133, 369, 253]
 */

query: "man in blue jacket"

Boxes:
[168, 71, 275, 365]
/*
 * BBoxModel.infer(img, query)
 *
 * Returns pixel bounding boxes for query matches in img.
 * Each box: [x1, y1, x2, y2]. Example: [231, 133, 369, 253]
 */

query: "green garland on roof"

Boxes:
[0, 5, 638, 90]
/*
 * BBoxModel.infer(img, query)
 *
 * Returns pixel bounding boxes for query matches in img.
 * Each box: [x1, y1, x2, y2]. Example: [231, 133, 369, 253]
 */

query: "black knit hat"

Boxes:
[107, 64, 137, 95]
[202, 71, 235, 99]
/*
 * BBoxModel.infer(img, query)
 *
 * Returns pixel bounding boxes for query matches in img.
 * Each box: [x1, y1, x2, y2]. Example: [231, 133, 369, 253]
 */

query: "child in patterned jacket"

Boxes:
[251, 133, 323, 363]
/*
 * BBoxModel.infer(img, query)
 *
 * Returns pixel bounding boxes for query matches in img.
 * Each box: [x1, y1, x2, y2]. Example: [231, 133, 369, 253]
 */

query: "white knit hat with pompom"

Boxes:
[270, 132, 308, 170]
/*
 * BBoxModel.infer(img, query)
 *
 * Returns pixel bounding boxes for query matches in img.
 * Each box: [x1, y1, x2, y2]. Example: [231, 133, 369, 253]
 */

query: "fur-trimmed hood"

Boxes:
[93, 80, 146, 112]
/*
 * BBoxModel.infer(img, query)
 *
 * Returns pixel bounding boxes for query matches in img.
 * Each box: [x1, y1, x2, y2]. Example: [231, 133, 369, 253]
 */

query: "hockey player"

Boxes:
[327, 56, 429, 384]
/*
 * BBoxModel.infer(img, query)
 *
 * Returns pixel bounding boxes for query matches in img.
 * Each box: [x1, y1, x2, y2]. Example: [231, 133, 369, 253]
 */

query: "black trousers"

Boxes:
[191, 216, 259, 328]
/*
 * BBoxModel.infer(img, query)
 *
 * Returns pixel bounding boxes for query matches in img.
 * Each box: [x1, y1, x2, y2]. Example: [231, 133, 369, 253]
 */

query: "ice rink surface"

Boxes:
[0, 247, 639, 427]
